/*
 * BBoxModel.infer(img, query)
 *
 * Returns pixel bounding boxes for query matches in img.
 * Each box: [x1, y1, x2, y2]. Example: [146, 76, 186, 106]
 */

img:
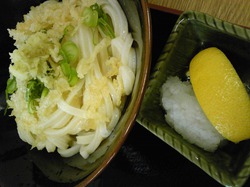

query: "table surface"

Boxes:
[0, 2, 250, 187]
[148, 0, 250, 28]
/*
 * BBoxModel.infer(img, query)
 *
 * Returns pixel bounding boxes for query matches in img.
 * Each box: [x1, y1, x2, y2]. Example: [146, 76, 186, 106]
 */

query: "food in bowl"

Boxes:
[161, 47, 250, 152]
[6, 0, 137, 159]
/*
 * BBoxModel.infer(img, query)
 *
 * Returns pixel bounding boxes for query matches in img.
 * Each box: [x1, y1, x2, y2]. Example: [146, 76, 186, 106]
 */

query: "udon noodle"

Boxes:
[7, 0, 136, 159]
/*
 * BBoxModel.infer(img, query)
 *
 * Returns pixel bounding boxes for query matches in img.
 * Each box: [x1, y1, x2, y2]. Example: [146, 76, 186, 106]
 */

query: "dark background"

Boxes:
[0, 1, 250, 187]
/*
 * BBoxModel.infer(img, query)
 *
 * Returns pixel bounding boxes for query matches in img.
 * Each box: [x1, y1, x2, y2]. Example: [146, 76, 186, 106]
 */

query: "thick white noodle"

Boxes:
[46, 113, 72, 129]
[93, 59, 103, 79]
[98, 0, 128, 38]
[98, 46, 109, 75]
[17, 125, 34, 145]
[111, 37, 123, 59]
[57, 143, 81, 157]
[47, 134, 71, 150]
[128, 48, 136, 74]
[107, 107, 120, 131]
[121, 34, 133, 66]
[119, 66, 135, 95]
[58, 100, 87, 118]
[45, 140, 56, 152]
[103, 91, 114, 120]
[38, 81, 84, 128]
[72, 24, 94, 59]
[77, 132, 95, 145]
[44, 117, 85, 135]
[36, 141, 46, 150]
[107, 80, 118, 105]
[79, 122, 105, 159]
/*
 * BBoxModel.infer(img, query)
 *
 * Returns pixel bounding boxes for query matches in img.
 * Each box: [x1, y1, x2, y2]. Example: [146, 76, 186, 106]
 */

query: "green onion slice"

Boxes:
[26, 79, 49, 113]
[6, 76, 17, 96]
[68, 68, 79, 87]
[82, 7, 98, 27]
[60, 61, 71, 77]
[82, 3, 115, 39]
[60, 41, 79, 64]
[98, 17, 115, 39]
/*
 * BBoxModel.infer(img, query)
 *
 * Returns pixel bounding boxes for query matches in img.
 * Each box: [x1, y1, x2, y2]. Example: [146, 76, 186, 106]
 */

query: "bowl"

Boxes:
[0, 0, 151, 186]
[137, 10, 250, 187]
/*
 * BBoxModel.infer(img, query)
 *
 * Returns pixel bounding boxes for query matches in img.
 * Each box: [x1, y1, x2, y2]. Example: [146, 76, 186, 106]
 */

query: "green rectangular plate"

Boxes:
[137, 10, 250, 187]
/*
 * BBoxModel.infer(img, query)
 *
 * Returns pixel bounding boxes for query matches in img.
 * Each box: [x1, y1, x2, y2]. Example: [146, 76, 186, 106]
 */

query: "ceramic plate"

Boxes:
[137, 10, 250, 187]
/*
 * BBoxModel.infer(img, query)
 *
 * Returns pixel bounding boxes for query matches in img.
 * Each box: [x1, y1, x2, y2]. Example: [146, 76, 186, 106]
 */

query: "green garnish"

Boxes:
[26, 79, 49, 114]
[63, 25, 74, 36]
[5, 76, 17, 114]
[6, 76, 17, 97]
[98, 17, 115, 39]
[82, 3, 115, 39]
[28, 99, 39, 114]
[90, 3, 104, 16]
[60, 41, 79, 65]
[60, 61, 71, 77]
[82, 7, 98, 27]
[68, 68, 79, 87]
[60, 61, 79, 86]
[60, 25, 75, 43]
[59, 41, 79, 86]
[41, 87, 49, 99]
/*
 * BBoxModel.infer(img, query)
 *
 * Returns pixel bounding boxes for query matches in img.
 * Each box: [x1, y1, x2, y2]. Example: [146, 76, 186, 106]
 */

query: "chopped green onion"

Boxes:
[26, 79, 49, 113]
[92, 28, 99, 45]
[82, 7, 98, 27]
[98, 17, 115, 39]
[60, 41, 79, 64]
[5, 76, 17, 114]
[59, 41, 80, 86]
[60, 61, 71, 77]
[68, 68, 79, 87]
[26, 79, 43, 101]
[82, 3, 115, 39]
[90, 3, 103, 16]
[28, 99, 38, 114]
[6, 76, 17, 96]
[60, 25, 75, 42]
[64, 25, 74, 36]
[41, 87, 49, 98]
